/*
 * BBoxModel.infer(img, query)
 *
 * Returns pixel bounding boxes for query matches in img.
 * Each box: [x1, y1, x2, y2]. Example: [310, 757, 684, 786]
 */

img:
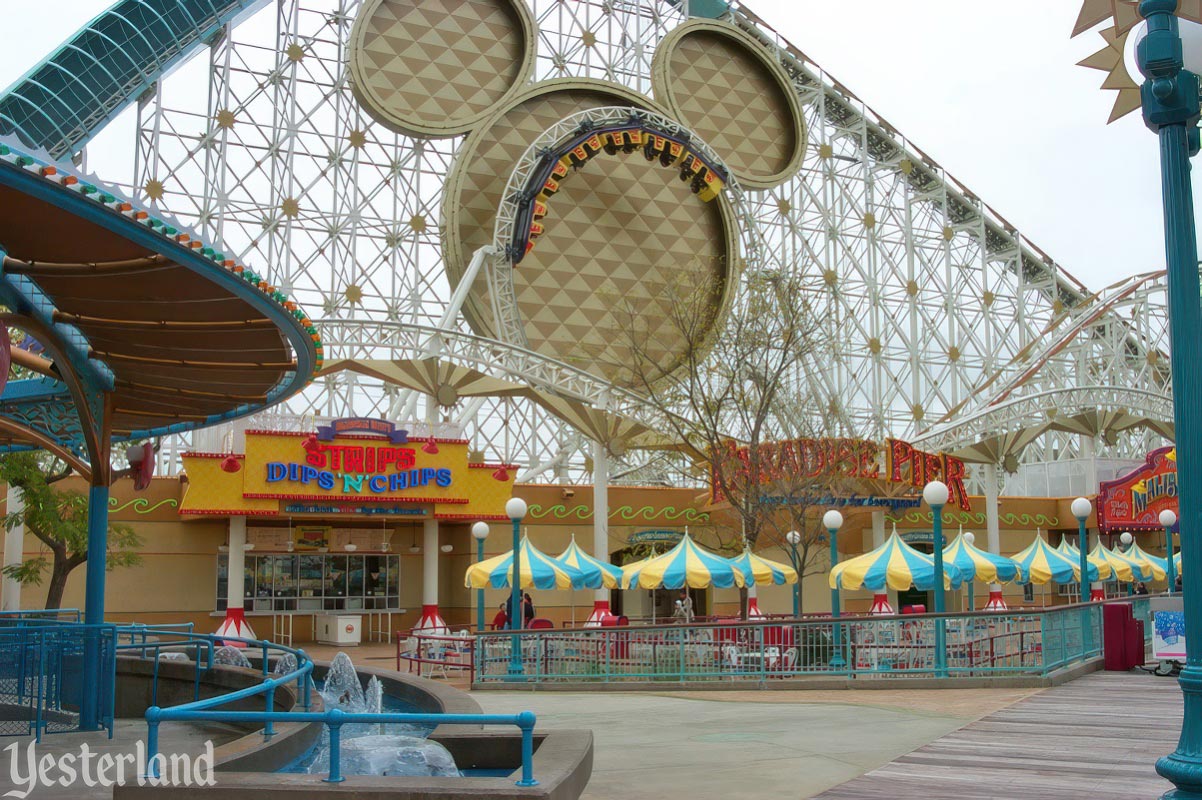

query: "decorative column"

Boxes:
[869, 509, 892, 614]
[585, 441, 610, 626]
[215, 516, 255, 644]
[2, 485, 23, 611]
[983, 463, 1007, 611]
[415, 517, 447, 633]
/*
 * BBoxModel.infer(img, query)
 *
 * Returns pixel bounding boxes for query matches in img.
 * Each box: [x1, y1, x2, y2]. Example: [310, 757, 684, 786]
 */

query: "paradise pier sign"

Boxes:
[711, 437, 970, 511]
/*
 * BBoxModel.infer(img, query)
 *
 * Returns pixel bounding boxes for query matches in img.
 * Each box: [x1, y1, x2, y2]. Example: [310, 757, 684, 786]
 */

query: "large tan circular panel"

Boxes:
[651, 20, 806, 190]
[443, 78, 738, 385]
[348, 0, 537, 138]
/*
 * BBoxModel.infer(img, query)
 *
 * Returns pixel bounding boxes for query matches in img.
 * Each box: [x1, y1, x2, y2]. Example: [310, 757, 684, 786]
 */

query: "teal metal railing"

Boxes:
[474, 601, 1119, 683]
[0, 621, 116, 740]
[130, 629, 541, 786]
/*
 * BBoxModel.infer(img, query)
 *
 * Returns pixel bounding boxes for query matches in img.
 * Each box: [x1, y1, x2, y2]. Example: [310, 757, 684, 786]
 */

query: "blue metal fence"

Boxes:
[474, 602, 1119, 684]
[130, 629, 542, 786]
[0, 622, 116, 740]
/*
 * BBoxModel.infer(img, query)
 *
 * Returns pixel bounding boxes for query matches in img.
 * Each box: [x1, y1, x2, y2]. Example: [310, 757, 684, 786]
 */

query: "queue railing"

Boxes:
[474, 602, 1109, 683]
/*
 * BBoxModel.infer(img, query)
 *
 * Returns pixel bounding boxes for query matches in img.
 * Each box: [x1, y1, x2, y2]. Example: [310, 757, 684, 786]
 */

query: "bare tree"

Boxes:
[612, 263, 846, 615]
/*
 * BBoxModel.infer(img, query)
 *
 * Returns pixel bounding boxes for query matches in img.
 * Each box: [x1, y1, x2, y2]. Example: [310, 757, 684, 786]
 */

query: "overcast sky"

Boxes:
[0, 1, 1182, 290]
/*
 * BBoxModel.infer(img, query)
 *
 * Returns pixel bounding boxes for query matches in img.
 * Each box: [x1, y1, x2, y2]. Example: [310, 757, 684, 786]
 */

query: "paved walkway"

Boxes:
[813, 671, 1180, 799]
[474, 687, 1032, 799]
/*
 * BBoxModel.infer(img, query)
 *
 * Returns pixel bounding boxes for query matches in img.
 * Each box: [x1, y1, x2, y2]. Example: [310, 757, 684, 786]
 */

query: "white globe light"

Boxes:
[822, 510, 843, 531]
[1120, 531, 1134, 546]
[1160, 509, 1178, 528]
[471, 521, 490, 540]
[1128, 19, 1202, 83]
[505, 497, 528, 520]
[922, 481, 949, 508]
[1070, 497, 1092, 520]
[963, 531, 976, 545]
[785, 530, 801, 546]
[440, 544, 453, 553]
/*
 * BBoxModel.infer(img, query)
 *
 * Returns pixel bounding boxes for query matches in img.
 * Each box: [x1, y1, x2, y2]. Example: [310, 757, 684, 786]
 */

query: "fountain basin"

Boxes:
[113, 656, 594, 800]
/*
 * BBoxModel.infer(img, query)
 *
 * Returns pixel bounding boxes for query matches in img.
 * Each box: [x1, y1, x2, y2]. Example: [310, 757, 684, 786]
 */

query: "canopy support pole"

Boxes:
[983, 464, 1007, 611]
[586, 441, 610, 626]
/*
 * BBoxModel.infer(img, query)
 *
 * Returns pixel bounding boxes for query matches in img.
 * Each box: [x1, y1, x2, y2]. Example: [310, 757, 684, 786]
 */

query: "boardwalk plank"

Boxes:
[812, 672, 1181, 799]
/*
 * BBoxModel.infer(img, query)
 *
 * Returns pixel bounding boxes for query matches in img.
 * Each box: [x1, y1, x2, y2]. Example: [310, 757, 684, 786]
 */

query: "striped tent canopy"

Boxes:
[943, 533, 1019, 584]
[1056, 539, 1116, 581]
[1091, 542, 1155, 583]
[621, 533, 745, 590]
[727, 548, 798, 587]
[464, 535, 584, 590]
[829, 531, 964, 592]
[1011, 533, 1098, 585]
[555, 535, 623, 590]
[1124, 541, 1168, 582]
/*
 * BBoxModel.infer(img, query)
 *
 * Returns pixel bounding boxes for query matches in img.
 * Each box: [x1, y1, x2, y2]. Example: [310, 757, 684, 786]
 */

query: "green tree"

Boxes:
[0, 452, 142, 609]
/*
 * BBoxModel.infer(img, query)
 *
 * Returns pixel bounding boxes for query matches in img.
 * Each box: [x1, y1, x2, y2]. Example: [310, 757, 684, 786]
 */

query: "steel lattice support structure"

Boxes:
[113, 0, 1174, 487]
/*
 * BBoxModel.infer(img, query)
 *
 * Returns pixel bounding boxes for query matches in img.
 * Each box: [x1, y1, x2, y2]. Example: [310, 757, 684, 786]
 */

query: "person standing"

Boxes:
[673, 589, 694, 623]
[523, 592, 536, 626]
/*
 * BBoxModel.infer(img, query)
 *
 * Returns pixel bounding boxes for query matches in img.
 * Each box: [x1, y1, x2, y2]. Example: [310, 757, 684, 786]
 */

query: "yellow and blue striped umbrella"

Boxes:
[1011, 533, 1097, 585]
[1124, 541, 1168, 582]
[621, 533, 745, 590]
[1091, 542, 1154, 582]
[465, 535, 584, 590]
[942, 533, 1019, 584]
[555, 535, 623, 589]
[829, 531, 963, 591]
[727, 548, 798, 587]
[1056, 539, 1116, 581]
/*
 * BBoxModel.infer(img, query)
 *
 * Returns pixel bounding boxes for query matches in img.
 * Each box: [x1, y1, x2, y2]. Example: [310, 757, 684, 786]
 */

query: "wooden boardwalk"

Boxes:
[814, 671, 1182, 799]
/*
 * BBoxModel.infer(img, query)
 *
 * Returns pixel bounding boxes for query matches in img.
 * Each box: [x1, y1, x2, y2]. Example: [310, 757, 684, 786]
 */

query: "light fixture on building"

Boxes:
[344, 544, 358, 552]
[409, 528, 420, 554]
[561, 488, 575, 499]
[440, 544, 453, 553]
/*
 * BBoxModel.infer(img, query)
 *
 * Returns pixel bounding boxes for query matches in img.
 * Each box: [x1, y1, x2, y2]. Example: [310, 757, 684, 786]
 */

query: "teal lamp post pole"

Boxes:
[786, 530, 802, 618]
[505, 497, 527, 677]
[1071, 497, 1094, 659]
[471, 522, 490, 632]
[923, 481, 949, 677]
[823, 510, 844, 669]
[1071, 497, 1093, 605]
[1141, 5, 1202, 791]
[1163, 509, 1180, 594]
[1121, 532, 1135, 596]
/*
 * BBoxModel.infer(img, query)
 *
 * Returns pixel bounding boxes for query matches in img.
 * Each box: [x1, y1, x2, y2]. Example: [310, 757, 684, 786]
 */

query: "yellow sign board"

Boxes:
[181, 421, 517, 521]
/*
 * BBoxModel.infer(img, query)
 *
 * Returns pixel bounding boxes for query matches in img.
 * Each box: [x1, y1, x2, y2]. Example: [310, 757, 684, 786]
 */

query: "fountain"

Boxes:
[272, 653, 298, 677]
[284, 650, 460, 778]
[213, 646, 253, 669]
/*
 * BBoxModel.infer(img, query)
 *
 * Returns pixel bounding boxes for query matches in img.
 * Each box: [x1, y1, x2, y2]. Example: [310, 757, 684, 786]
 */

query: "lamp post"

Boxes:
[504, 497, 527, 677]
[1163, 509, 1180, 594]
[1128, 4, 1202, 792]
[963, 531, 977, 611]
[785, 530, 802, 618]
[471, 522, 490, 632]
[822, 511, 844, 669]
[1071, 497, 1093, 605]
[1121, 531, 1135, 596]
[1071, 497, 1094, 660]
[923, 481, 949, 677]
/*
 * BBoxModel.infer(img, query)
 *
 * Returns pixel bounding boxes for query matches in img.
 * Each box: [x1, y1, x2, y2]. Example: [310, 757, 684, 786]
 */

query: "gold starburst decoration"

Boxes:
[144, 178, 164, 201]
[215, 109, 236, 129]
[1073, 0, 1202, 122]
[344, 284, 363, 304]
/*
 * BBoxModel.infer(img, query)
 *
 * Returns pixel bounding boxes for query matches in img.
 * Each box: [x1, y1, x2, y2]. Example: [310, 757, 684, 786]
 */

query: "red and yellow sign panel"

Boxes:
[1098, 446, 1177, 532]
[181, 421, 517, 521]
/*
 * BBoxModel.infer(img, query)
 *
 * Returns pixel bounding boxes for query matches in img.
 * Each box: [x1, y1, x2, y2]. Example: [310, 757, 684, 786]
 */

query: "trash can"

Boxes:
[1103, 602, 1133, 670]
